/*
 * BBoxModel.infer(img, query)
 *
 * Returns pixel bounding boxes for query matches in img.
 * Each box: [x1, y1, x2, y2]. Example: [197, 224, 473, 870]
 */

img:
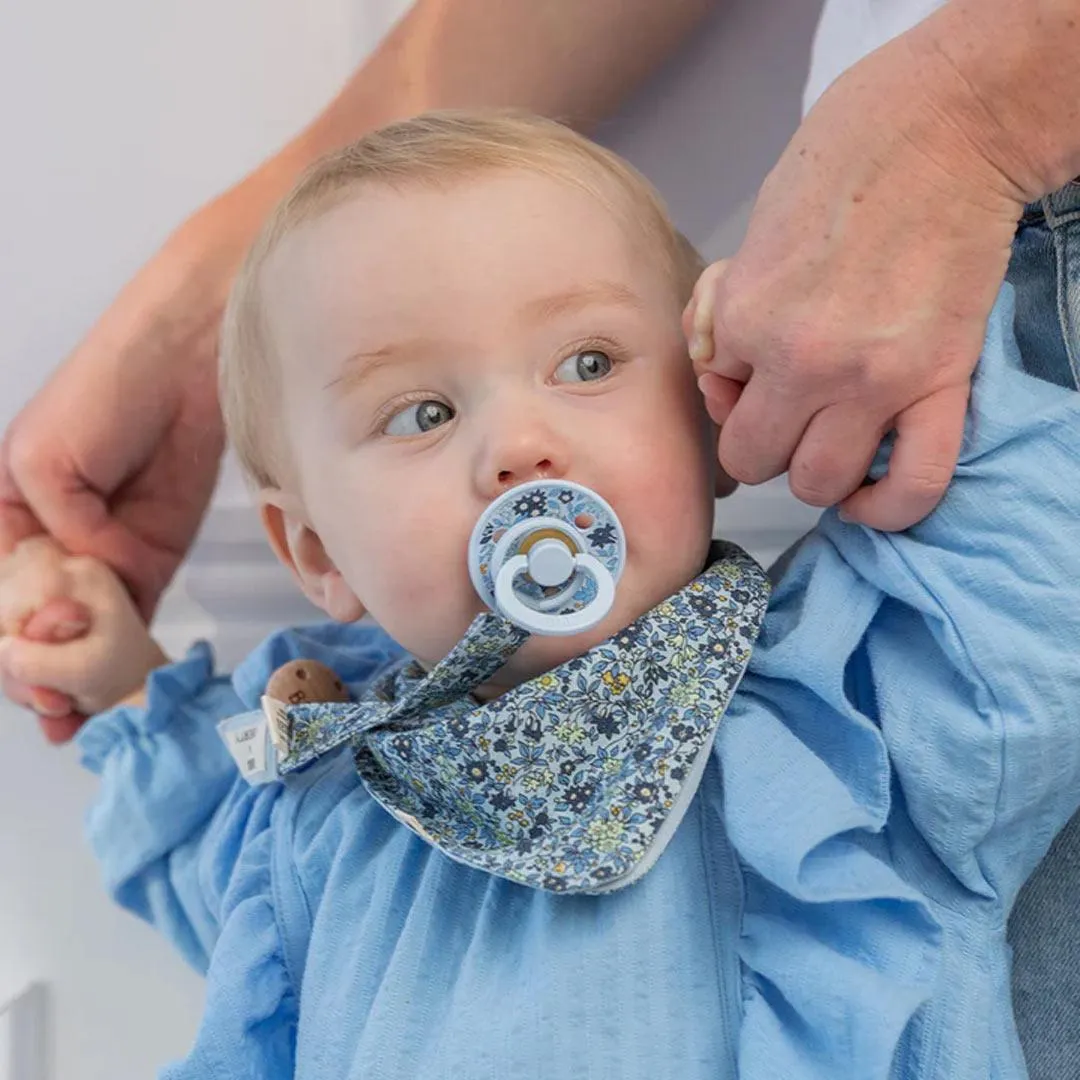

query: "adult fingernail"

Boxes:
[688, 334, 712, 364]
[693, 298, 712, 336]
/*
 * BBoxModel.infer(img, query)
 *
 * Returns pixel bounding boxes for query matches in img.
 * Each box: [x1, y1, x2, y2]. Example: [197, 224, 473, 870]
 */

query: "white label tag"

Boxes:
[217, 710, 279, 786]
[260, 695, 291, 755]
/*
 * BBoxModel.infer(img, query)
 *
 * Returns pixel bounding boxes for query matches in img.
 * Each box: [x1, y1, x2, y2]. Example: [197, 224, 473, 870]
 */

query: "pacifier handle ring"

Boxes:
[494, 552, 616, 636]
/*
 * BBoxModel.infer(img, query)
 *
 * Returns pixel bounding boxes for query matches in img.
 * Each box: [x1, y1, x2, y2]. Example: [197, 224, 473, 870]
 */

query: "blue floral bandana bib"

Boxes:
[265, 541, 769, 893]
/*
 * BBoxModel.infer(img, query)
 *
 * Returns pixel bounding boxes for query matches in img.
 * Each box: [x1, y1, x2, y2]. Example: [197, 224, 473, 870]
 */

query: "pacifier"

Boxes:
[467, 480, 626, 636]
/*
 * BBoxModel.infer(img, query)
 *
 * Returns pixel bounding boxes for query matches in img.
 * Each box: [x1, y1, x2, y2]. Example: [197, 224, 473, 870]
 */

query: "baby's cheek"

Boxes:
[358, 528, 478, 661]
[640, 483, 713, 564]
[624, 424, 713, 521]
[618, 441, 714, 581]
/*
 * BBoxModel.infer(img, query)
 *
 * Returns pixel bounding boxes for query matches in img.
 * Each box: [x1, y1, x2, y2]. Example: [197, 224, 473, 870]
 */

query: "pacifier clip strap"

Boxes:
[389, 612, 528, 718]
[265, 611, 528, 777]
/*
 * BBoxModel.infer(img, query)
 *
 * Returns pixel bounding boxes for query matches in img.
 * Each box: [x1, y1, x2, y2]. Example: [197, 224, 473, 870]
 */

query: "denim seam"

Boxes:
[1045, 207, 1080, 229]
[1041, 186, 1080, 229]
[1050, 223, 1080, 385]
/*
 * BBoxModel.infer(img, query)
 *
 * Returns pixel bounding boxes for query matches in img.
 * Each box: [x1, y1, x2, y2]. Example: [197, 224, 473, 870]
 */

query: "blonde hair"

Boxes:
[220, 110, 704, 489]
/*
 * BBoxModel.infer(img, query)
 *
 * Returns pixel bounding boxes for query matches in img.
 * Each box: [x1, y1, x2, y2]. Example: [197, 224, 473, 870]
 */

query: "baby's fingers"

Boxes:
[0, 664, 64, 715]
[0, 593, 86, 714]
[0, 650, 84, 743]
[18, 600, 91, 741]
[0, 635, 88, 698]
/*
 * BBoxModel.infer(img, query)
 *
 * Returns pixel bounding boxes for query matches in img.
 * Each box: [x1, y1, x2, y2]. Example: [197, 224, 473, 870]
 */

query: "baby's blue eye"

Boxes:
[384, 399, 455, 436]
[555, 349, 613, 383]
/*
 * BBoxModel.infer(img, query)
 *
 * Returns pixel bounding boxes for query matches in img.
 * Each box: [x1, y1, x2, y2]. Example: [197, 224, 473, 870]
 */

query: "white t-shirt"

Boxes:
[804, 0, 948, 111]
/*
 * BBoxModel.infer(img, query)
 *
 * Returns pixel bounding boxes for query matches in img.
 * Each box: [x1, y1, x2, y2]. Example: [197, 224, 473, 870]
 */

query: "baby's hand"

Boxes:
[0, 538, 167, 719]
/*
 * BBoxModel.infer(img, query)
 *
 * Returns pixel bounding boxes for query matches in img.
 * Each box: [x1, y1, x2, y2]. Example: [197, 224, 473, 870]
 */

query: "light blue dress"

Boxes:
[76, 280, 1080, 1079]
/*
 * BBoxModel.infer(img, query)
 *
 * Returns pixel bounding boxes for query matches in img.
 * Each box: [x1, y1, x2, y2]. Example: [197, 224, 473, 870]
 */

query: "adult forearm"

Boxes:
[247, 0, 714, 223]
[908, 0, 1080, 200]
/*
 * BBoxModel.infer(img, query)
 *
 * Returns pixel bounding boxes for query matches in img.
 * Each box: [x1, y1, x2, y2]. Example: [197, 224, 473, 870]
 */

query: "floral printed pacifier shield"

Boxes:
[272, 532, 771, 894]
[468, 480, 626, 636]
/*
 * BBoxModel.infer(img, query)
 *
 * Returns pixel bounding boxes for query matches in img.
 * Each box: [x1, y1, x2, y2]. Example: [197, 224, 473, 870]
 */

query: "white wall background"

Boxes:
[0, 1, 822, 1076]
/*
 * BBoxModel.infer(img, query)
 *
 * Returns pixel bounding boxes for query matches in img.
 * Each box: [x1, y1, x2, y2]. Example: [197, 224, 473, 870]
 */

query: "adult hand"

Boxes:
[0, 181, 252, 739]
[687, 23, 1028, 531]
[0, 137, 308, 740]
[0, 181, 266, 619]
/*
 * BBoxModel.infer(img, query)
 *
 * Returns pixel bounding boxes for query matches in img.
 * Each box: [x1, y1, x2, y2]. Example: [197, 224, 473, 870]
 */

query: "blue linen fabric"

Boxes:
[76, 273, 1080, 1077]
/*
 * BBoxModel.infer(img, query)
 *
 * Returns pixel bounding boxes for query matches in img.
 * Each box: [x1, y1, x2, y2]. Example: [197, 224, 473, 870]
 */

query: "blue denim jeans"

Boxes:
[1006, 180, 1080, 1078]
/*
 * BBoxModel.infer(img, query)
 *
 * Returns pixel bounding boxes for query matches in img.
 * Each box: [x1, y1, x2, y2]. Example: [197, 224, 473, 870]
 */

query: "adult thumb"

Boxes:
[22, 597, 92, 643]
[21, 598, 92, 744]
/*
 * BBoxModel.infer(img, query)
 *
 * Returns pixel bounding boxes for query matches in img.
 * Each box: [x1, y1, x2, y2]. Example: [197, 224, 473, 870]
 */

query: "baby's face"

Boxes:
[261, 169, 716, 691]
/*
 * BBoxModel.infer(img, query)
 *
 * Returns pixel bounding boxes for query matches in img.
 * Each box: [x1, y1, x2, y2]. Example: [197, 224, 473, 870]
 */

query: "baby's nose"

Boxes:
[478, 422, 568, 498]
[496, 457, 554, 489]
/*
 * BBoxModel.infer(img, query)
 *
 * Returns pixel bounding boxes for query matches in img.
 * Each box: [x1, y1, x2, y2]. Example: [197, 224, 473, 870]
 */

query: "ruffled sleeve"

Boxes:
[715, 281, 1080, 1079]
[817, 284, 1080, 904]
[76, 623, 405, 975]
[717, 563, 942, 1080]
[76, 642, 247, 971]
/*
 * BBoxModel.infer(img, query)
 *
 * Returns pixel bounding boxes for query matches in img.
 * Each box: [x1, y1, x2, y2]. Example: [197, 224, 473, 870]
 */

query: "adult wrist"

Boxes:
[912, 0, 1080, 201]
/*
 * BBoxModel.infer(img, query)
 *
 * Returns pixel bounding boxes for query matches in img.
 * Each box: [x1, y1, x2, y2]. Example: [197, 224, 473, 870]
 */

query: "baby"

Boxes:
[3, 112, 1080, 1080]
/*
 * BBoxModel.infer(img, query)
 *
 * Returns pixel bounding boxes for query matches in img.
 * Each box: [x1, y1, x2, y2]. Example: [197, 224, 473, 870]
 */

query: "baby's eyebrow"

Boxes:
[324, 282, 643, 393]
[324, 341, 434, 394]
[520, 281, 645, 323]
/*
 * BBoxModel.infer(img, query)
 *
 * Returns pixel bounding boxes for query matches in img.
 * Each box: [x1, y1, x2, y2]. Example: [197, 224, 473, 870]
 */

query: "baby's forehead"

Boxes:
[271, 166, 660, 275]
[262, 170, 678, 340]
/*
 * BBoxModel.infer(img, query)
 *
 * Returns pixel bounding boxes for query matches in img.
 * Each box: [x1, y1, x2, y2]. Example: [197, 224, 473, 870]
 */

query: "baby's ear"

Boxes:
[258, 490, 365, 623]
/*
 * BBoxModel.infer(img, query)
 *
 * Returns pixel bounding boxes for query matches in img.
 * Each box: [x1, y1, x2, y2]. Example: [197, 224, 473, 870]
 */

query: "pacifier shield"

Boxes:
[468, 481, 626, 635]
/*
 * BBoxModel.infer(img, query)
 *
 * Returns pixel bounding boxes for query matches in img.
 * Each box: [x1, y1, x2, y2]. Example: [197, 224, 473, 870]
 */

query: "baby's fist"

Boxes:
[0, 540, 166, 718]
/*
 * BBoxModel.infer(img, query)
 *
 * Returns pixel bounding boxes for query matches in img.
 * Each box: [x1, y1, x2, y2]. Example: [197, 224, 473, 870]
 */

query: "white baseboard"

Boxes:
[0, 984, 48, 1080]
